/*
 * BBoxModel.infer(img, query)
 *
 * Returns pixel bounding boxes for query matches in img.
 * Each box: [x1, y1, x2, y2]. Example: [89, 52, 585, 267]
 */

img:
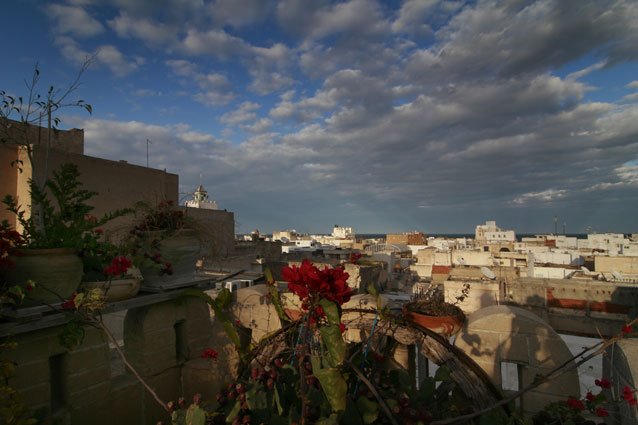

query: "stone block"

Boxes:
[66, 344, 110, 371]
[143, 367, 182, 425]
[124, 300, 179, 335]
[13, 382, 49, 407]
[9, 359, 49, 389]
[68, 381, 110, 408]
[182, 358, 225, 401]
[67, 364, 111, 393]
[109, 375, 144, 425]
[125, 327, 176, 376]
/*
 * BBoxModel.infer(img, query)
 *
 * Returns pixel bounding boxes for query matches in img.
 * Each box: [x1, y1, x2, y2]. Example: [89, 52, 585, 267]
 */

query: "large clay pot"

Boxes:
[139, 229, 201, 287]
[1, 248, 83, 306]
[403, 306, 465, 336]
[81, 277, 141, 302]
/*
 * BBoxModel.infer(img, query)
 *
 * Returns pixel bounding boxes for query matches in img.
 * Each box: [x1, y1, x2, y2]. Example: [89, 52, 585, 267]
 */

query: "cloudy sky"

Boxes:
[2, 0, 637, 235]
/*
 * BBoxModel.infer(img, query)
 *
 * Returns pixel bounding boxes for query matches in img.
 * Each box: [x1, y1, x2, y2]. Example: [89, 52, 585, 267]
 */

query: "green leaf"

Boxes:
[319, 299, 340, 325]
[314, 367, 347, 412]
[246, 386, 268, 411]
[185, 404, 206, 425]
[435, 365, 451, 382]
[315, 413, 340, 425]
[343, 397, 365, 425]
[320, 324, 346, 367]
[356, 396, 379, 424]
[417, 377, 436, 401]
[225, 400, 241, 424]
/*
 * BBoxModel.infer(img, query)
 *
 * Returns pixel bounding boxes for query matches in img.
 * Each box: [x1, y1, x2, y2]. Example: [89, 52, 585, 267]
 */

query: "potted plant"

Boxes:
[1, 163, 128, 305]
[402, 282, 469, 336]
[79, 230, 142, 302]
[128, 200, 201, 287]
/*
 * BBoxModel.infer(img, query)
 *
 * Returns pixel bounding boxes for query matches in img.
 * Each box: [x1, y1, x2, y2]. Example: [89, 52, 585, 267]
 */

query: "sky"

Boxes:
[1, 0, 637, 235]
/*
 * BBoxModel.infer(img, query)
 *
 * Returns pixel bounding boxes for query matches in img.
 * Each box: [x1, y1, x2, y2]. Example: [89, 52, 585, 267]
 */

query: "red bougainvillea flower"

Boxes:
[622, 324, 633, 334]
[585, 391, 594, 402]
[104, 256, 132, 277]
[201, 348, 218, 360]
[25, 281, 35, 292]
[566, 397, 586, 411]
[339, 323, 347, 333]
[349, 253, 362, 264]
[595, 378, 612, 389]
[61, 292, 78, 310]
[623, 386, 637, 405]
[595, 407, 609, 417]
[93, 228, 104, 235]
[282, 259, 352, 308]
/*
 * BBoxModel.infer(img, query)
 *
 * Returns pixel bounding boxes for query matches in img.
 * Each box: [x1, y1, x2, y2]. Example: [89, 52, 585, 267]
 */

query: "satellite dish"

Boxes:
[581, 266, 590, 273]
[481, 266, 496, 280]
[612, 270, 624, 280]
[457, 257, 466, 266]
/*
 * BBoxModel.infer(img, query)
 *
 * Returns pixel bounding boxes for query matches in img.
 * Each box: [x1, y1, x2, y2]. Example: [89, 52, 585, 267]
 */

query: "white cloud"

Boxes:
[512, 190, 568, 206]
[627, 81, 638, 89]
[220, 102, 260, 125]
[96, 45, 144, 76]
[46, 4, 104, 37]
[108, 13, 178, 45]
[180, 29, 249, 58]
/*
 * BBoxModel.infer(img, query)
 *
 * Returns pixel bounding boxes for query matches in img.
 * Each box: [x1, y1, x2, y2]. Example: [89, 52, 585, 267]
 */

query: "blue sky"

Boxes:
[1, 0, 637, 235]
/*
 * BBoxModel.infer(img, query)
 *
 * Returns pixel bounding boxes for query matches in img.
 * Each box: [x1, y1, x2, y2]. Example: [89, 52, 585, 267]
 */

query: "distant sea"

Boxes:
[357, 233, 588, 241]
[243, 233, 589, 241]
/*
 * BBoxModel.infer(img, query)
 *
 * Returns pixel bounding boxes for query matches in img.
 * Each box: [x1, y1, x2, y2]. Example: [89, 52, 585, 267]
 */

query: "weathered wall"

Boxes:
[603, 339, 638, 425]
[2, 296, 213, 425]
[595, 256, 638, 275]
[184, 207, 236, 260]
[455, 305, 581, 417]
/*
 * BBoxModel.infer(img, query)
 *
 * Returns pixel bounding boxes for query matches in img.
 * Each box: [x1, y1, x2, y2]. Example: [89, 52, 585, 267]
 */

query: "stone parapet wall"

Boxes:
[2, 296, 213, 424]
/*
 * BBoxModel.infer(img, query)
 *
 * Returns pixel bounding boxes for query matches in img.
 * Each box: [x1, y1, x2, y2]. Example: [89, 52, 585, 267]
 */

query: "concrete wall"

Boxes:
[603, 339, 638, 425]
[595, 256, 638, 274]
[455, 305, 581, 417]
[2, 296, 213, 425]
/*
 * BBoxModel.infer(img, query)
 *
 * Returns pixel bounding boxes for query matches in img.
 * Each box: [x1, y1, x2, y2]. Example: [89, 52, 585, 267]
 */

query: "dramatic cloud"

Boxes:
[4, 0, 638, 233]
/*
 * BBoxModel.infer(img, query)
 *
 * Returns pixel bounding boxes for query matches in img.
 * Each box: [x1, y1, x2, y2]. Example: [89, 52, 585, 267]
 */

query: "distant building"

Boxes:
[332, 225, 354, 239]
[475, 221, 516, 243]
[184, 184, 218, 210]
[386, 231, 427, 245]
[272, 229, 299, 242]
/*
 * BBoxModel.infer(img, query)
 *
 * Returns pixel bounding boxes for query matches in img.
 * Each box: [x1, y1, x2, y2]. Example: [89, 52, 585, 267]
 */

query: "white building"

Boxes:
[475, 220, 516, 242]
[332, 225, 354, 239]
[184, 185, 218, 209]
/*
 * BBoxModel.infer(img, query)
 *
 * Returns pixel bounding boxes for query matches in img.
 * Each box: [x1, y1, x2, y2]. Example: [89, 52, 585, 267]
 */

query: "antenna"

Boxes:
[481, 266, 496, 280]
[146, 138, 152, 168]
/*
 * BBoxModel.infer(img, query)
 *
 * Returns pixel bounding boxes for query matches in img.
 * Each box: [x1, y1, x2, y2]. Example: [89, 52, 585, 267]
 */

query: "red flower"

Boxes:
[61, 292, 78, 310]
[622, 386, 636, 405]
[25, 281, 34, 292]
[339, 323, 347, 333]
[623, 386, 633, 400]
[595, 378, 611, 389]
[201, 348, 218, 360]
[349, 253, 362, 264]
[282, 260, 352, 309]
[93, 228, 104, 235]
[585, 391, 594, 402]
[566, 397, 585, 411]
[622, 324, 633, 334]
[104, 255, 132, 277]
[595, 407, 609, 417]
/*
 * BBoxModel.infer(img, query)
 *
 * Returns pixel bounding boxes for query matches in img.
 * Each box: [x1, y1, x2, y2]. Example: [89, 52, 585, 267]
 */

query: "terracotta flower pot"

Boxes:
[1, 248, 83, 306]
[139, 229, 201, 286]
[81, 277, 141, 302]
[403, 305, 465, 336]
